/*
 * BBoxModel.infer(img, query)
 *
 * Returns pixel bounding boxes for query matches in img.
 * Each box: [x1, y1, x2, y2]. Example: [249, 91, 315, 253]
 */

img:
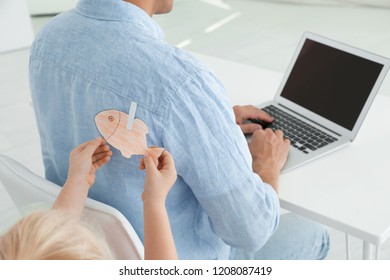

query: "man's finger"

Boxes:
[274, 129, 284, 138]
[239, 123, 262, 134]
[234, 105, 274, 123]
[255, 111, 273, 123]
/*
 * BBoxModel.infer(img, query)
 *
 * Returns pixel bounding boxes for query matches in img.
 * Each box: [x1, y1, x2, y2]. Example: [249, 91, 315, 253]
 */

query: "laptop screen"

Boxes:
[280, 39, 384, 130]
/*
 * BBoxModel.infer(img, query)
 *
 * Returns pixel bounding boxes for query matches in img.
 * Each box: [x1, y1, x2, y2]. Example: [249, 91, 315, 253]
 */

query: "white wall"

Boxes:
[0, 0, 34, 53]
[27, 0, 78, 15]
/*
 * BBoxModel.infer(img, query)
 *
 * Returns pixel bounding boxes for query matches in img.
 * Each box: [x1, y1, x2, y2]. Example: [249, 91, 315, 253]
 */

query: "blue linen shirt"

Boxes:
[29, 0, 280, 259]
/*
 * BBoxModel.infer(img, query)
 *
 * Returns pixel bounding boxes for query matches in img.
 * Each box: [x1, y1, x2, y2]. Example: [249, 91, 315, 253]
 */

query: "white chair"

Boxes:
[0, 155, 144, 260]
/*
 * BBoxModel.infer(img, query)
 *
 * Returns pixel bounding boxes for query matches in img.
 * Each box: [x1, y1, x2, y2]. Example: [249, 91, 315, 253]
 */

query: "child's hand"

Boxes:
[67, 137, 112, 188]
[141, 149, 177, 204]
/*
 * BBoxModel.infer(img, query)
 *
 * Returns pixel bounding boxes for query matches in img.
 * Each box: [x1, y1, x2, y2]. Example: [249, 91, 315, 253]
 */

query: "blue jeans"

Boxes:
[234, 212, 329, 260]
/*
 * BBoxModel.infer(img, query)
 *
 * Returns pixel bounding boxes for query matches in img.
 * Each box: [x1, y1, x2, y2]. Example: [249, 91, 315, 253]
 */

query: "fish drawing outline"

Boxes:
[94, 109, 149, 158]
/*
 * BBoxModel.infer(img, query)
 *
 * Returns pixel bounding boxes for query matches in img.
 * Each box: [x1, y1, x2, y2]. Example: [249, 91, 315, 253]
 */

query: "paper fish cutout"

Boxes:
[94, 110, 163, 159]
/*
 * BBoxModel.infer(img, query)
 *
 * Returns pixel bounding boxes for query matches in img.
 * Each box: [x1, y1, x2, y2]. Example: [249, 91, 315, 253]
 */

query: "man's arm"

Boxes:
[162, 69, 281, 251]
[248, 129, 290, 193]
[233, 105, 290, 192]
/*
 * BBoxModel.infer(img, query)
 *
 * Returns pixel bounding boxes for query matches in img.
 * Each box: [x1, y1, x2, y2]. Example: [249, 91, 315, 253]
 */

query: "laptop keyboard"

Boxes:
[262, 105, 338, 154]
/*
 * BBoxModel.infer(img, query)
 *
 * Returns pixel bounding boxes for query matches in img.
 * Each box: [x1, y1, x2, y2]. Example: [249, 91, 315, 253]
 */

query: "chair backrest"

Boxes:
[0, 155, 144, 260]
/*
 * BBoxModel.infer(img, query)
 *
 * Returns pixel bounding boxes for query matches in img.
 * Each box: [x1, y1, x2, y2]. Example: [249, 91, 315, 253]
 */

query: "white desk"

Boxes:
[194, 53, 390, 260]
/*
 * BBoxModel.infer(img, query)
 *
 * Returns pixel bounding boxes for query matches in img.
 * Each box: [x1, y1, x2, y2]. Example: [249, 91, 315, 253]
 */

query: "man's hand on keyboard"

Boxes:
[233, 105, 274, 134]
[249, 128, 290, 193]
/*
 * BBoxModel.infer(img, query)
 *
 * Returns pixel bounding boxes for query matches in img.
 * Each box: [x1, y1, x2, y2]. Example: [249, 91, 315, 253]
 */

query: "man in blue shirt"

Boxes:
[29, 0, 329, 259]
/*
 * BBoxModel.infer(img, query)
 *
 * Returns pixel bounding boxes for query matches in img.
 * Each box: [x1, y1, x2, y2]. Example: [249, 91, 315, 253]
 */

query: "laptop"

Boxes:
[253, 32, 390, 172]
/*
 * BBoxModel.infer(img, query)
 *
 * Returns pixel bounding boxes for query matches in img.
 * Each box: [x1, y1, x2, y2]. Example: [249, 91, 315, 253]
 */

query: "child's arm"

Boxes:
[52, 137, 112, 218]
[140, 150, 178, 260]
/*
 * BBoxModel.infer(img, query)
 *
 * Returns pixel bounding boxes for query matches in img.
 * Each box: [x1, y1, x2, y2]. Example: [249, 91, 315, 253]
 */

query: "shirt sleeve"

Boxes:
[162, 68, 280, 251]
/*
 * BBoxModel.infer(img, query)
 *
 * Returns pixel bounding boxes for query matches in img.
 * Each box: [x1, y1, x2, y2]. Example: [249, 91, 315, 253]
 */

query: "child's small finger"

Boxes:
[92, 151, 112, 163]
[94, 144, 110, 154]
[143, 154, 158, 175]
[79, 137, 104, 156]
[94, 155, 111, 169]
[159, 150, 175, 170]
[139, 158, 146, 170]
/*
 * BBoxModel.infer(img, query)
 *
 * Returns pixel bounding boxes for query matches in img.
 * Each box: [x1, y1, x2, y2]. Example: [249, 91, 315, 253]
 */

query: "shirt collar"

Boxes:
[76, 0, 164, 40]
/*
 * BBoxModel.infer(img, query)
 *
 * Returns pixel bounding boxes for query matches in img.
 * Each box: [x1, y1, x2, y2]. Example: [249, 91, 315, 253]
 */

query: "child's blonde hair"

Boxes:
[0, 209, 112, 260]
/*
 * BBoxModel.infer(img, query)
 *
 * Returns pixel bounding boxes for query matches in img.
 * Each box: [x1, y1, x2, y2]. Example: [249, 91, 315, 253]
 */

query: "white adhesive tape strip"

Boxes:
[127, 102, 137, 130]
